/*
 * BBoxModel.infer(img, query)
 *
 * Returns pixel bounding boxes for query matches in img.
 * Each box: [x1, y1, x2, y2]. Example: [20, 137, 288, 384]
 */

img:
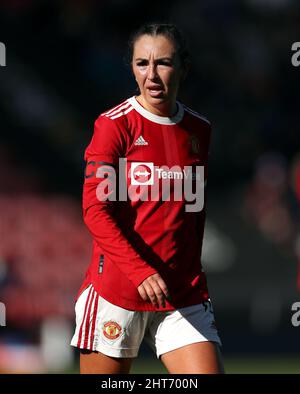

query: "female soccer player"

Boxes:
[71, 23, 224, 374]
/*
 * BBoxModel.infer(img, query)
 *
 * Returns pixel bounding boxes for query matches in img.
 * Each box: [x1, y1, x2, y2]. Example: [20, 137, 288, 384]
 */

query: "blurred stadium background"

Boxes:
[0, 0, 300, 374]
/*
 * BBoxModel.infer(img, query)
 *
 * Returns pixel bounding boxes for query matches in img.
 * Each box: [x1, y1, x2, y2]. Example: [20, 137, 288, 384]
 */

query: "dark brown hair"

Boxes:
[126, 23, 191, 69]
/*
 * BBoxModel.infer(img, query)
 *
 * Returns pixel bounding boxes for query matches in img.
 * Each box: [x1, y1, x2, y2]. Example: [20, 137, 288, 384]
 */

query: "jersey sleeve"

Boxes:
[197, 121, 212, 251]
[82, 115, 158, 288]
[204, 121, 212, 180]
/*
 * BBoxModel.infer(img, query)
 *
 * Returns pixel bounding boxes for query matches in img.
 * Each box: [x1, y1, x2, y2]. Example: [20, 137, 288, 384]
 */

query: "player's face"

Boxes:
[132, 34, 184, 116]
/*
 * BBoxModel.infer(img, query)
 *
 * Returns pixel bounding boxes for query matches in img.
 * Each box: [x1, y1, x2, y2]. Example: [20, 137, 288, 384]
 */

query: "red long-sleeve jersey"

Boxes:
[77, 96, 212, 311]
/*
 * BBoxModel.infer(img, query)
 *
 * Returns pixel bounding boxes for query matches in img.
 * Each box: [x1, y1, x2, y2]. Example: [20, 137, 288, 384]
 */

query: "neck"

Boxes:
[136, 95, 177, 117]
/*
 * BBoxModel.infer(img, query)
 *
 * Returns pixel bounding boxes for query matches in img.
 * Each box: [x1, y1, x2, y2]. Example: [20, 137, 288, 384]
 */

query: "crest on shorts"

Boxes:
[102, 320, 122, 340]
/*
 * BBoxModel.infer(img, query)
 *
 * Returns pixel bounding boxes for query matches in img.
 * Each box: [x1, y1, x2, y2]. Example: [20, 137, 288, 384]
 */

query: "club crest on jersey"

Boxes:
[189, 134, 200, 154]
[102, 321, 122, 340]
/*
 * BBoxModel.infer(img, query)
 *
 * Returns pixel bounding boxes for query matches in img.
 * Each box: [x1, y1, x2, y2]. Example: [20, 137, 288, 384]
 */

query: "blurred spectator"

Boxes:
[243, 152, 295, 248]
[290, 154, 300, 290]
[0, 194, 91, 327]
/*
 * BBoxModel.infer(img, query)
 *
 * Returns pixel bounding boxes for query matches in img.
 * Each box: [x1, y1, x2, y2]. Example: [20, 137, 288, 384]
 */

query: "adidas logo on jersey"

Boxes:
[134, 135, 148, 146]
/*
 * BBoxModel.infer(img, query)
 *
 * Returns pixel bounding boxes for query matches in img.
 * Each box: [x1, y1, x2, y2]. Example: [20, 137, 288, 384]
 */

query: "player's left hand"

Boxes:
[137, 273, 170, 308]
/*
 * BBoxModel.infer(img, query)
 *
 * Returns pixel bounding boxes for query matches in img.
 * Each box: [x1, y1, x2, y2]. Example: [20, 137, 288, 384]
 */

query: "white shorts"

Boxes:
[70, 284, 221, 359]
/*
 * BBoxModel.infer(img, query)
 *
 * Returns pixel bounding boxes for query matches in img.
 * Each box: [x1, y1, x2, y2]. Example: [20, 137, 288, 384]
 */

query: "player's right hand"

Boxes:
[137, 273, 170, 308]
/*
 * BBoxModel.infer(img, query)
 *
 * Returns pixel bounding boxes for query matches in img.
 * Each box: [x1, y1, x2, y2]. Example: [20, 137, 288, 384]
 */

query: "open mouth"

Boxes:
[148, 88, 164, 97]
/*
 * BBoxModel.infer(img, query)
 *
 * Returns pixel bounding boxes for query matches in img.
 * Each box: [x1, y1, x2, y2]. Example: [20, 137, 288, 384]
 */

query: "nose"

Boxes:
[147, 63, 158, 81]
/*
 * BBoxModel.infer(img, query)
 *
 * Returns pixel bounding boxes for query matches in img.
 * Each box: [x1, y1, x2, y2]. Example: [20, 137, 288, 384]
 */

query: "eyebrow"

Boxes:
[135, 57, 174, 62]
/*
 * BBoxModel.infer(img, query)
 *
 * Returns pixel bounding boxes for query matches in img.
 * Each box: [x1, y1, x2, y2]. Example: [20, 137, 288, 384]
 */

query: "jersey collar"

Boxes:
[128, 96, 184, 125]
